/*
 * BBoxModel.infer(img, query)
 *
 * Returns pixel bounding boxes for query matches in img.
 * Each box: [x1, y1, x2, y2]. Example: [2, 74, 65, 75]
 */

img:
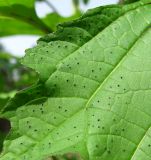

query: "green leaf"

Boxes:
[0, 0, 52, 35]
[0, 17, 44, 36]
[2, 0, 151, 160]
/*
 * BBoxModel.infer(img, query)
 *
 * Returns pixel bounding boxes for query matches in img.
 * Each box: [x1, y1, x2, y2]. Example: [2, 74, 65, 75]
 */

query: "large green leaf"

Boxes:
[1, 0, 151, 160]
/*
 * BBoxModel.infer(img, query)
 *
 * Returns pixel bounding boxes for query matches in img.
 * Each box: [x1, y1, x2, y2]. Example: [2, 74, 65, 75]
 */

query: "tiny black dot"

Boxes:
[95, 145, 98, 148]
[107, 150, 111, 154]
[74, 126, 77, 129]
[102, 126, 105, 130]
[97, 100, 100, 103]
[65, 109, 67, 112]
[148, 144, 151, 147]
[74, 84, 76, 87]
[34, 129, 37, 132]
[92, 70, 94, 72]
[123, 149, 126, 152]
[97, 119, 100, 122]
[77, 62, 79, 65]
[117, 84, 120, 87]
[66, 79, 69, 82]
[122, 128, 125, 132]
[113, 118, 116, 122]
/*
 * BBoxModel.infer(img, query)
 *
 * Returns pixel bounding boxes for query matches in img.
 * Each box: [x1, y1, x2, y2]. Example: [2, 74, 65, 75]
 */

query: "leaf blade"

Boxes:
[2, 1, 151, 160]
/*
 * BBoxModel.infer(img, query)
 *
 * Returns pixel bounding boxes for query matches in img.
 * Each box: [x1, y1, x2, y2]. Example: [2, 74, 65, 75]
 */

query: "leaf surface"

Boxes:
[1, 1, 151, 160]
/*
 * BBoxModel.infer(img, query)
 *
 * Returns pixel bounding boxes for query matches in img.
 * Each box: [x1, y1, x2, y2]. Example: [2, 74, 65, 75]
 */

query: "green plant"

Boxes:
[1, 0, 151, 159]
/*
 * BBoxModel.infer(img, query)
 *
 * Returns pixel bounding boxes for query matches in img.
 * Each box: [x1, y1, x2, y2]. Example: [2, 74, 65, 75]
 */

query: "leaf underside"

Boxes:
[1, 0, 151, 160]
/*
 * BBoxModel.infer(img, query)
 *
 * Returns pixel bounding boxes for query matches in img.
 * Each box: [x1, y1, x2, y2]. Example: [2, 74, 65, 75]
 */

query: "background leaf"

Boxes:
[0, 0, 52, 34]
[0, 17, 44, 36]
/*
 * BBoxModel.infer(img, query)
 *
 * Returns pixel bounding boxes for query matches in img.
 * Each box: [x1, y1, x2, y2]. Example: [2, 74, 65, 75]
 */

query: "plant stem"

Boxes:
[44, 0, 58, 13]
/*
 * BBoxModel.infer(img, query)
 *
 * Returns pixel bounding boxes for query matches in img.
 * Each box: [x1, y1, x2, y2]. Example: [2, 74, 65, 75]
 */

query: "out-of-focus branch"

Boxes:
[44, 0, 58, 13]
[72, 0, 80, 13]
